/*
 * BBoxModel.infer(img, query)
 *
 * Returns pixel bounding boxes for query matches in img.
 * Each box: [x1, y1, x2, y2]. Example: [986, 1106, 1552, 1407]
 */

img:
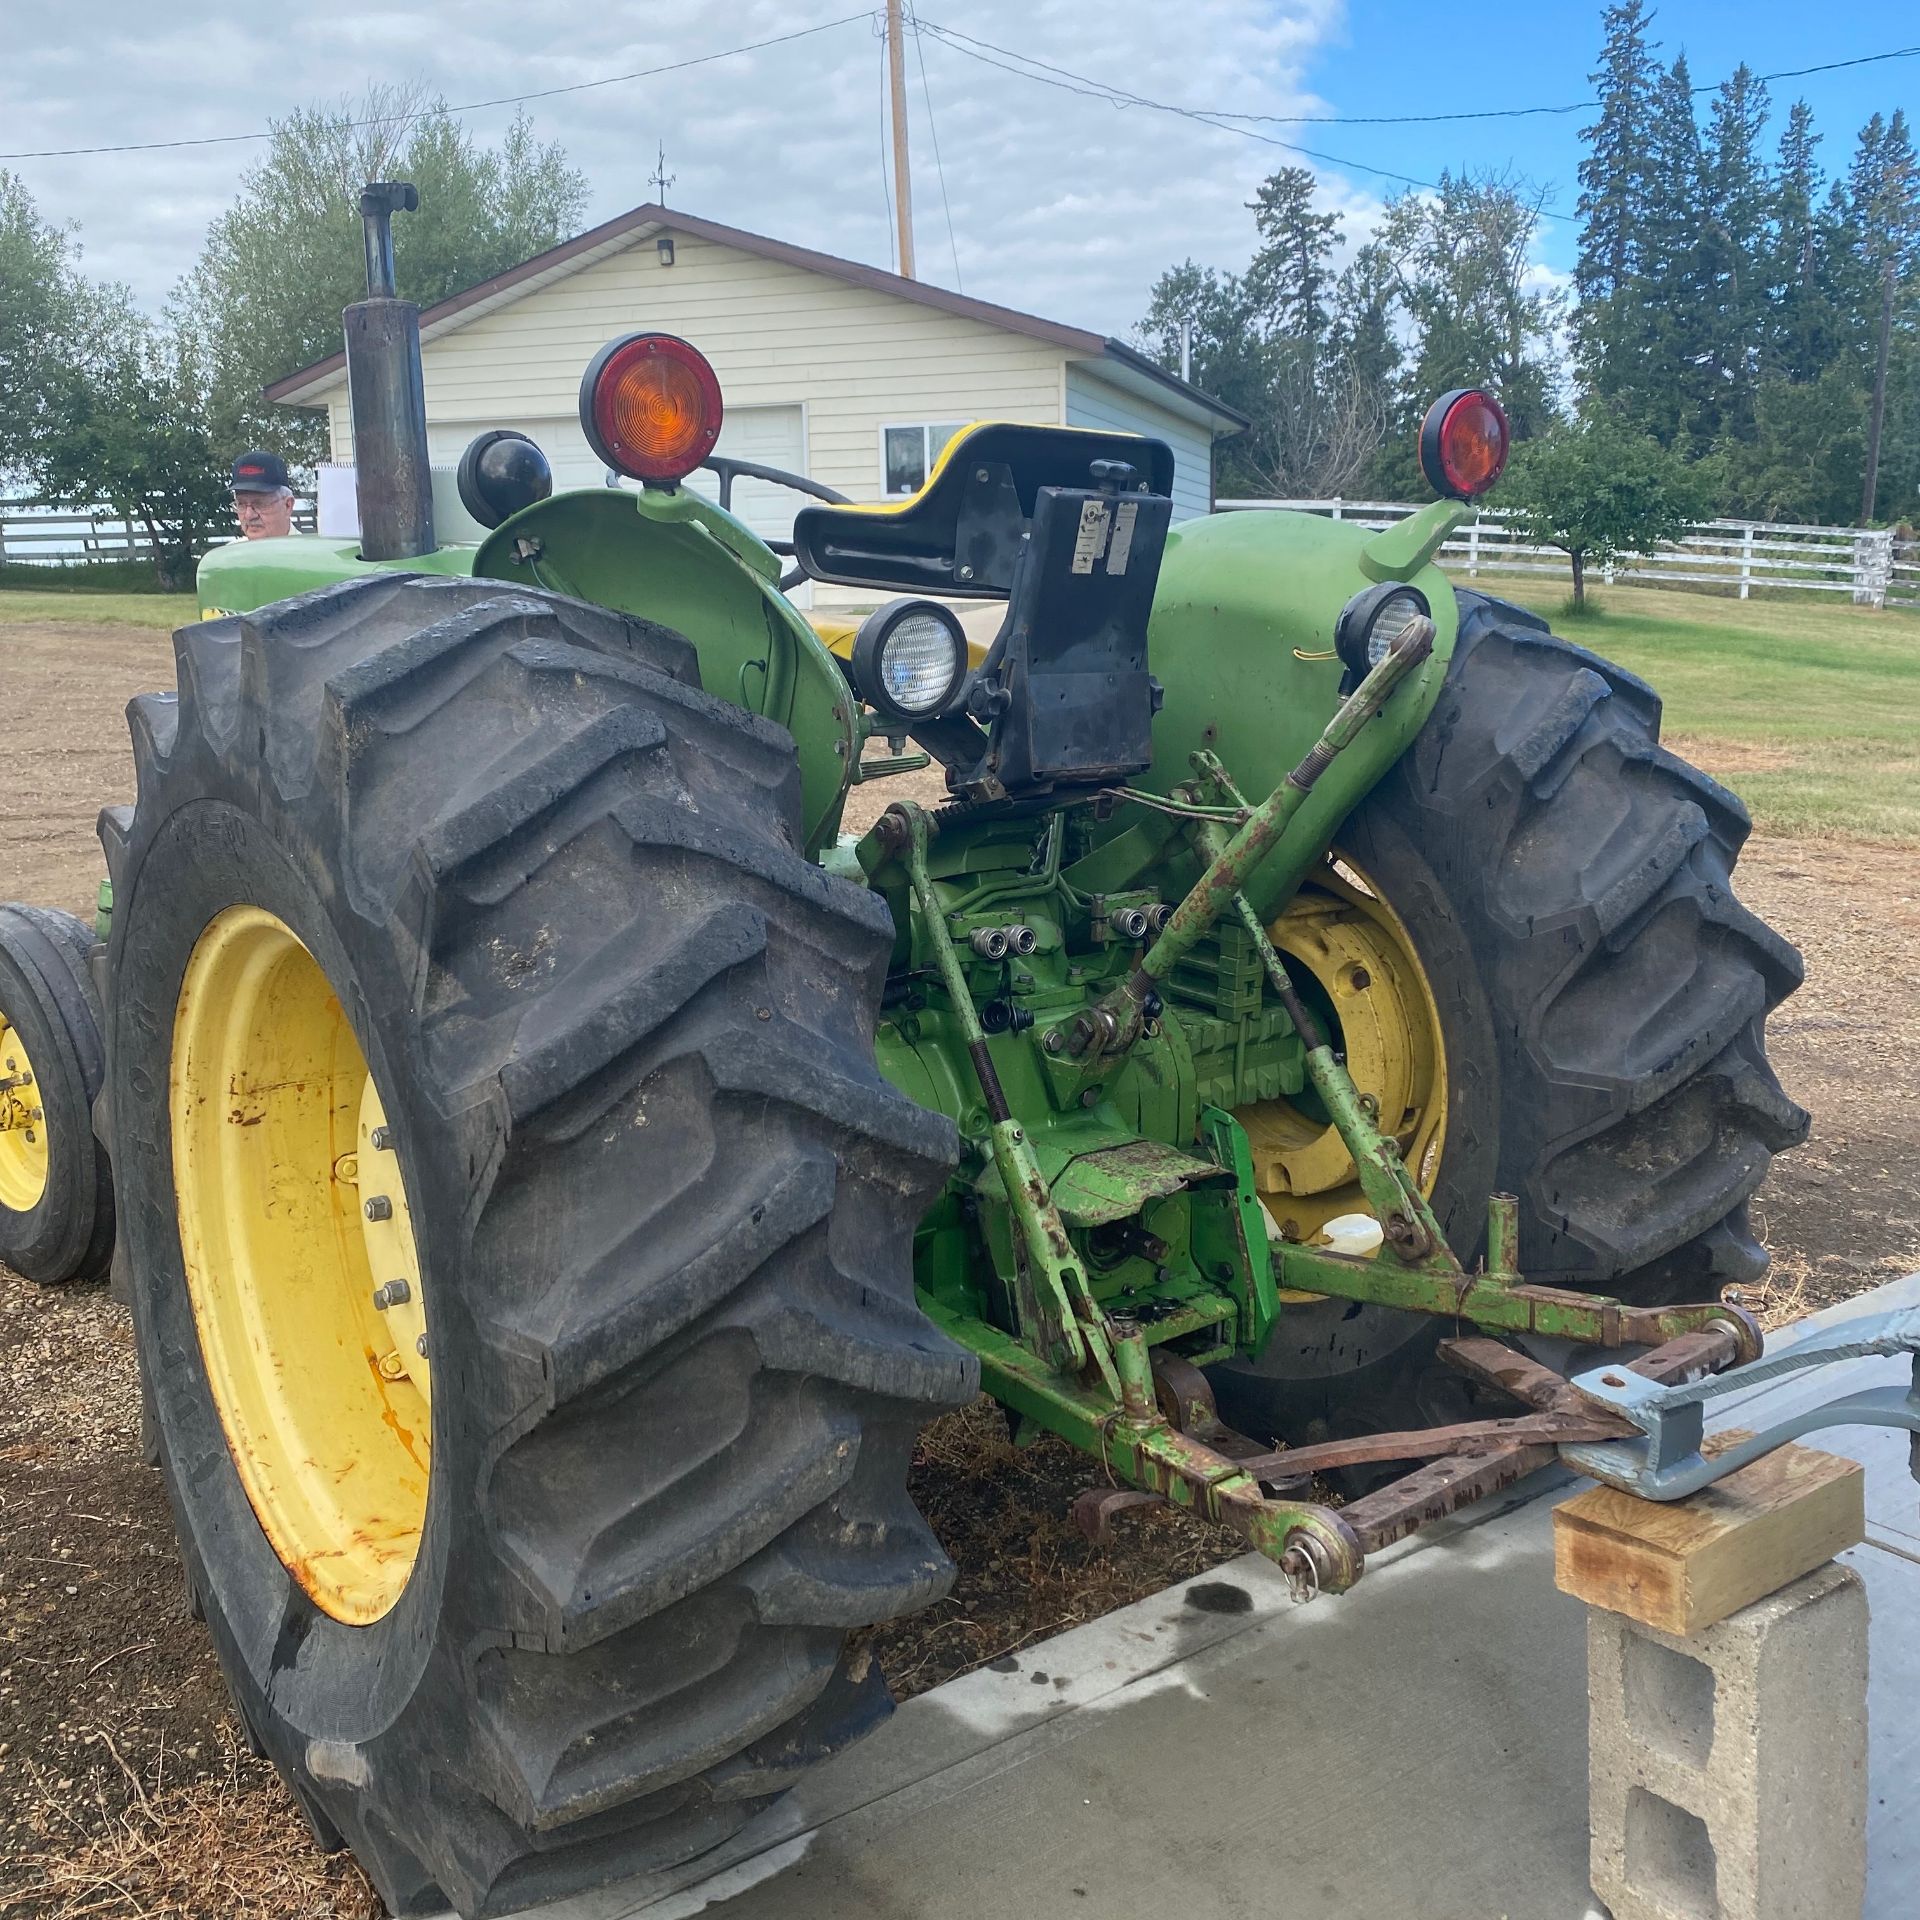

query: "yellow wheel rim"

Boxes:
[171, 907, 430, 1625]
[0, 1015, 50, 1214]
[1235, 853, 1448, 1250]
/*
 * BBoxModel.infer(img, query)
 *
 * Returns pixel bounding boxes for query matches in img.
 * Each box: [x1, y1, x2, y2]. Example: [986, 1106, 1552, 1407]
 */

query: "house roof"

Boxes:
[263, 202, 1249, 432]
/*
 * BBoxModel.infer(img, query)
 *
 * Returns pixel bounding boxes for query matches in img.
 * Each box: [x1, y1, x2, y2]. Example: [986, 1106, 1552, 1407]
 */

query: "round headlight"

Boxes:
[1333, 583, 1432, 682]
[851, 599, 968, 721]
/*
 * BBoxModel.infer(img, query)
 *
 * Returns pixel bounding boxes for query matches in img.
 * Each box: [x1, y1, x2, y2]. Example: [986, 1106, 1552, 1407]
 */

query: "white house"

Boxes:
[265, 203, 1247, 555]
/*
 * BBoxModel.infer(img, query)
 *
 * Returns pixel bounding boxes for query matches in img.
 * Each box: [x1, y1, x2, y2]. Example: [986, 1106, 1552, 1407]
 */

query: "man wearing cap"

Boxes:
[230, 451, 296, 539]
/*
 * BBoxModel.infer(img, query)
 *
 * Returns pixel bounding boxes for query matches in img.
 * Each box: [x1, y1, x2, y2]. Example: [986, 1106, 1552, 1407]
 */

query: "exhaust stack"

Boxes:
[344, 183, 434, 561]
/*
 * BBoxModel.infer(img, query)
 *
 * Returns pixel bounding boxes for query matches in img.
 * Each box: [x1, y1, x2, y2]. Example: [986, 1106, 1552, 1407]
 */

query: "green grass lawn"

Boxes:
[1490, 581, 1920, 843]
[0, 588, 197, 630]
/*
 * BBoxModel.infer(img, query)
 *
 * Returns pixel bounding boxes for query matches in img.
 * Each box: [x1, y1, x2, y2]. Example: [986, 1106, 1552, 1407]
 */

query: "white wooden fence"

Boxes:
[0, 494, 316, 567]
[1217, 498, 1918, 611]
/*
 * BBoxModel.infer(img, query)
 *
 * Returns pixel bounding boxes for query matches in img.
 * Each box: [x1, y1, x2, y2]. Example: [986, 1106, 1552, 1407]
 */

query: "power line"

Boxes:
[913, 19, 1450, 193]
[908, 9, 964, 290]
[1210, 39, 1920, 124]
[0, 11, 875, 162]
[917, 21, 1920, 134]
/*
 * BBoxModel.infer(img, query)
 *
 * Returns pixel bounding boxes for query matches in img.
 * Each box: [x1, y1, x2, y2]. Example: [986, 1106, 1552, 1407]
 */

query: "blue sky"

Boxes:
[1305, 2, 1916, 275]
[2, 2, 1913, 335]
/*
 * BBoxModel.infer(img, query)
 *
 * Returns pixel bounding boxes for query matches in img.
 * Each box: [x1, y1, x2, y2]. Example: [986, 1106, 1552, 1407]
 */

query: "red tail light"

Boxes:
[579, 332, 724, 484]
[1419, 388, 1510, 499]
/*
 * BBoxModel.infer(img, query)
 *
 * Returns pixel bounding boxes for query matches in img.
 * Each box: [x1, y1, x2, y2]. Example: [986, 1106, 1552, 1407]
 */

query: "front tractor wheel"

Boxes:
[0, 904, 114, 1286]
[1213, 592, 1808, 1449]
[103, 576, 974, 1916]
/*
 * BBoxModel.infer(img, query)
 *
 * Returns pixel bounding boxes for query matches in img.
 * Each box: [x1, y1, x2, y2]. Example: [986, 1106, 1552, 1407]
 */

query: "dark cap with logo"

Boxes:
[230, 450, 290, 494]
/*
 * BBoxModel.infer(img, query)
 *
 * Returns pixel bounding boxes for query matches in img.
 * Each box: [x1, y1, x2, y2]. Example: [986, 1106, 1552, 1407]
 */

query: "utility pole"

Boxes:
[1860, 256, 1894, 525]
[886, 0, 916, 279]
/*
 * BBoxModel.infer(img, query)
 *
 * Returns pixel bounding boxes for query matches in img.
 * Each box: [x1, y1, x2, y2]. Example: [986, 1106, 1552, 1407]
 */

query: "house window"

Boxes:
[882, 422, 968, 496]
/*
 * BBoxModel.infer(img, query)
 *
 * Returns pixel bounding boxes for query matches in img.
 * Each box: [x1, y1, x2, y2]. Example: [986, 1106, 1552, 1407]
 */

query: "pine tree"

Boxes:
[1574, 0, 1660, 400]
[1243, 167, 1341, 345]
[1637, 53, 1716, 449]
[1769, 100, 1831, 383]
[1841, 111, 1920, 517]
[1702, 65, 1771, 442]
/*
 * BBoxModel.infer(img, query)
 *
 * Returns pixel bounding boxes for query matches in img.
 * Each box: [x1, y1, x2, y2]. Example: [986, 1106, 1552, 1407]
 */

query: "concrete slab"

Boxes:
[432, 1276, 1920, 1920]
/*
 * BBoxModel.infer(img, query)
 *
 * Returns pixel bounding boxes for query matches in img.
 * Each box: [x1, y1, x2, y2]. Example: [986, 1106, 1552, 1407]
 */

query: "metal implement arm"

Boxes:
[1560, 1306, 1920, 1498]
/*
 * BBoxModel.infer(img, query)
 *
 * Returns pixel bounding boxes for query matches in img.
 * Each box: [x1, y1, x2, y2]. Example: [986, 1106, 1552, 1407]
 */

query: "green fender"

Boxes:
[475, 486, 857, 853]
[1073, 500, 1467, 919]
[196, 486, 859, 857]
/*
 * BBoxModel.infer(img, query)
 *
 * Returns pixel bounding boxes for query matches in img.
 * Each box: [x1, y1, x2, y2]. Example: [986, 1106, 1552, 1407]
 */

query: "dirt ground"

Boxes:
[1, 616, 1916, 1916]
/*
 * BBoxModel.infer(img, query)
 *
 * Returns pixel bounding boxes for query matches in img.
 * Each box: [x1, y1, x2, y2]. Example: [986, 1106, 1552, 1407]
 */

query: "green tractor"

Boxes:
[1, 185, 1852, 1915]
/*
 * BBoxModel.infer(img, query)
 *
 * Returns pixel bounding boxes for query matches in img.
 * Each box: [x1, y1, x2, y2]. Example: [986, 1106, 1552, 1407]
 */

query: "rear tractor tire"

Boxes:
[0, 903, 113, 1285]
[101, 576, 975, 1916]
[1213, 591, 1808, 1451]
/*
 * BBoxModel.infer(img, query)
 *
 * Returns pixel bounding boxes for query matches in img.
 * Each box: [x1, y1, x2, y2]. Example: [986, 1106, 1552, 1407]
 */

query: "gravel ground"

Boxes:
[2, 615, 1914, 1917]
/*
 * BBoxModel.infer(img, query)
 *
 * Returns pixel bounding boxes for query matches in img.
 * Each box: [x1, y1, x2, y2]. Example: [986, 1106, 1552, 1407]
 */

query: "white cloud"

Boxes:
[2, 0, 1374, 337]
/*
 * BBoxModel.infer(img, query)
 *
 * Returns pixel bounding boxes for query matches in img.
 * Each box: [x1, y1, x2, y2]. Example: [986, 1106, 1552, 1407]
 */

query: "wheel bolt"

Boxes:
[415, 1334, 429, 1357]
[372, 1279, 411, 1310]
[369, 1125, 393, 1151]
[364, 1195, 393, 1221]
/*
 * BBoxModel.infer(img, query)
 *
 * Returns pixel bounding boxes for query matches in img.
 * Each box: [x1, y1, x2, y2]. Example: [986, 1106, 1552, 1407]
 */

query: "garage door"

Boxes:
[426, 404, 808, 546]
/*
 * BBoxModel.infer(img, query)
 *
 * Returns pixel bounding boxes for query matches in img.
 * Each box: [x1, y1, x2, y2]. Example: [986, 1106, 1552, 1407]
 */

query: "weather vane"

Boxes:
[648, 141, 676, 208]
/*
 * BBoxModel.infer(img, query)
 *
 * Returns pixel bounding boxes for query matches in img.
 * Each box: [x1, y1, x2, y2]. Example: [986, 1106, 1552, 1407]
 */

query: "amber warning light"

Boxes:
[579, 332, 724, 485]
[1419, 387, 1510, 500]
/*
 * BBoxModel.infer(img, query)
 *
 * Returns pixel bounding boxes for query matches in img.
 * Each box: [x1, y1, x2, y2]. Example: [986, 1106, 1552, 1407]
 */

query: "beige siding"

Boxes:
[319, 230, 1066, 501]
[1066, 367, 1215, 520]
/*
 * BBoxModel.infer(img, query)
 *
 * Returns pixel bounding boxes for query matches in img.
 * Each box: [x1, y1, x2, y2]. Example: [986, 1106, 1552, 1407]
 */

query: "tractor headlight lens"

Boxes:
[1334, 583, 1432, 681]
[851, 599, 968, 721]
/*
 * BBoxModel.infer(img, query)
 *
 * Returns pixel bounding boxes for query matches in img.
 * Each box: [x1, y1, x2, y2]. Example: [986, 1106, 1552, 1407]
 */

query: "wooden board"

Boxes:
[1553, 1439, 1865, 1635]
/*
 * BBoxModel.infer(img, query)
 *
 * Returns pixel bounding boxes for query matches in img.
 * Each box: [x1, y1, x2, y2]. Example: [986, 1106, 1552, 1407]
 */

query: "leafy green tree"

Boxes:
[34, 307, 231, 588]
[1136, 261, 1273, 491]
[0, 171, 86, 476]
[1721, 367, 1866, 523]
[1574, 0, 1661, 403]
[177, 85, 588, 464]
[1375, 170, 1561, 446]
[1501, 415, 1713, 606]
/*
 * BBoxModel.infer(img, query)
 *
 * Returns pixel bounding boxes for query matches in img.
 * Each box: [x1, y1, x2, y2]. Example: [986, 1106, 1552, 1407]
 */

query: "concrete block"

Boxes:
[1588, 1560, 1868, 1920]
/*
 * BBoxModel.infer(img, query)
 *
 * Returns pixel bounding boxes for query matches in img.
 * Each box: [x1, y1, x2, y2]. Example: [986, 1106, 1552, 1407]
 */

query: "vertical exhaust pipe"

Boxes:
[344, 183, 435, 561]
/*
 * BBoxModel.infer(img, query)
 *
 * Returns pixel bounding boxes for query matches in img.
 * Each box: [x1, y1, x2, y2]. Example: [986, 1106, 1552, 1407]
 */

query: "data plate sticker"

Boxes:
[1072, 499, 1111, 574]
[1107, 500, 1139, 576]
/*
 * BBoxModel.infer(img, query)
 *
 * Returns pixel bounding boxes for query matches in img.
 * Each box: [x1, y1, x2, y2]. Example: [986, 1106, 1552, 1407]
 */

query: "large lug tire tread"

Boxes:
[102, 575, 975, 1917]
[0, 902, 114, 1284]
[1376, 591, 1808, 1296]
[1214, 593, 1806, 1449]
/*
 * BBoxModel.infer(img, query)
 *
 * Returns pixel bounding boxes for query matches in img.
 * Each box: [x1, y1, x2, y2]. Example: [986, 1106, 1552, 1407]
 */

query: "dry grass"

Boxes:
[1, 1721, 379, 1919]
[872, 1398, 1246, 1698]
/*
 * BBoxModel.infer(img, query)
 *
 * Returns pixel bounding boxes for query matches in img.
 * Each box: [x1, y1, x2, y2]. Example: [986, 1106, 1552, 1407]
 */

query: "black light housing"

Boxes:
[456, 429, 553, 529]
[1334, 582, 1431, 683]
[850, 599, 969, 722]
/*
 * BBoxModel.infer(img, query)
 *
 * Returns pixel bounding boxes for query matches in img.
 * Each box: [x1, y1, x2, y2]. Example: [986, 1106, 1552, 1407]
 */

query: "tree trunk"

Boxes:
[1570, 550, 1587, 608]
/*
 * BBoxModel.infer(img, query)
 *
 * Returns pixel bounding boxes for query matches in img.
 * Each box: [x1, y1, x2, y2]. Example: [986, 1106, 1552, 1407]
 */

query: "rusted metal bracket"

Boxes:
[1071, 1487, 1167, 1545]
